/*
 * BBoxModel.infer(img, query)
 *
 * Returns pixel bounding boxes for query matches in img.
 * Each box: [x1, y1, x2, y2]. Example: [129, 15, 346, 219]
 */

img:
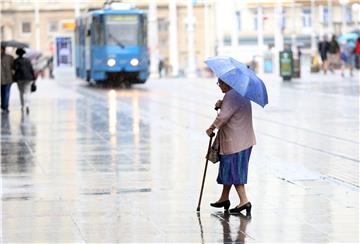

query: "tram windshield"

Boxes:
[106, 15, 139, 46]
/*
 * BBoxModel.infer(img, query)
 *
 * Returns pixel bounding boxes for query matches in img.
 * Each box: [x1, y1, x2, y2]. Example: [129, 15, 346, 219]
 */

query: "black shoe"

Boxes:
[229, 202, 252, 216]
[210, 200, 231, 211]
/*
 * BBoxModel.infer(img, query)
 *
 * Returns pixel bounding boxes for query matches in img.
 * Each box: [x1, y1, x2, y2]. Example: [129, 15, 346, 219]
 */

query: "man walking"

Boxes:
[1, 46, 14, 114]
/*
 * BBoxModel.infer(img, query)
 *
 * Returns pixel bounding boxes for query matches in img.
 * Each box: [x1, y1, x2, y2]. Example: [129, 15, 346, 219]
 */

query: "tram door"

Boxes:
[56, 37, 72, 67]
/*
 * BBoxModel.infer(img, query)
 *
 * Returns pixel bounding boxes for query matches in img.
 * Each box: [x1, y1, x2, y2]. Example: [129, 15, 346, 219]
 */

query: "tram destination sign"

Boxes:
[107, 15, 138, 24]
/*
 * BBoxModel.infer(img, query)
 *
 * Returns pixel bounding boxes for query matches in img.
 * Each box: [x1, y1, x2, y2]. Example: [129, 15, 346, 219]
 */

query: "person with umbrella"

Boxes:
[339, 40, 355, 77]
[13, 48, 36, 114]
[1, 45, 15, 114]
[204, 56, 268, 216]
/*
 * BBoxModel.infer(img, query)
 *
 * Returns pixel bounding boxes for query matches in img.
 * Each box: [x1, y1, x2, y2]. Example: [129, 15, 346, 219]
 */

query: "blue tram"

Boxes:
[75, 6, 149, 85]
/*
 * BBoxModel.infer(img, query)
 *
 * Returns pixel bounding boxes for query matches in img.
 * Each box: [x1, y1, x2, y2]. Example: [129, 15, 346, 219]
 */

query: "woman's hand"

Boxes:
[206, 128, 214, 137]
[215, 100, 222, 110]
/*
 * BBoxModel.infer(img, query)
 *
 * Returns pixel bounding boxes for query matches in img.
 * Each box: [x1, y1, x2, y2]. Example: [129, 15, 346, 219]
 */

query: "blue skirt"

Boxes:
[217, 147, 252, 185]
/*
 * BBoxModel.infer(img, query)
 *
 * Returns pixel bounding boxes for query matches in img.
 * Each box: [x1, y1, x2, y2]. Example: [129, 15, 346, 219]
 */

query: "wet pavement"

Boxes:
[1, 70, 359, 243]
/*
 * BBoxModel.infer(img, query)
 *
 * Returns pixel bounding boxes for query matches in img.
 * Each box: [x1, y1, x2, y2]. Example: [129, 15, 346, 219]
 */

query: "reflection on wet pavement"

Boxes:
[1, 74, 359, 242]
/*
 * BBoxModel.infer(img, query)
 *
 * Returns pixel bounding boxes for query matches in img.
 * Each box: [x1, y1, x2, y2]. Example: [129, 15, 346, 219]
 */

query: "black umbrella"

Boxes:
[1, 40, 29, 48]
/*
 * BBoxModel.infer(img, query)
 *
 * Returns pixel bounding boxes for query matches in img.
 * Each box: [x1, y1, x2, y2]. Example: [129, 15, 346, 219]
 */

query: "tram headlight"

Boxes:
[107, 58, 116, 67]
[130, 58, 139, 66]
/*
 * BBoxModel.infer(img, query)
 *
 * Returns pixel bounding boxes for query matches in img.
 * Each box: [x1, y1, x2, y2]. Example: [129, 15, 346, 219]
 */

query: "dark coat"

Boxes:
[318, 41, 330, 60]
[14, 57, 35, 81]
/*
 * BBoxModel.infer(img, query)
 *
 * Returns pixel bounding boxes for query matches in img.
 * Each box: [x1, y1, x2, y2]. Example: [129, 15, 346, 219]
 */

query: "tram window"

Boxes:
[141, 15, 147, 45]
[92, 16, 104, 45]
[106, 15, 139, 46]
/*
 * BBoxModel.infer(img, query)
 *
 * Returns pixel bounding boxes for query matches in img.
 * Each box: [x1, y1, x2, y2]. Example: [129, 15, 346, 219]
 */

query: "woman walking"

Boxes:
[206, 78, 256, 216]
[13, 48, 36, 113]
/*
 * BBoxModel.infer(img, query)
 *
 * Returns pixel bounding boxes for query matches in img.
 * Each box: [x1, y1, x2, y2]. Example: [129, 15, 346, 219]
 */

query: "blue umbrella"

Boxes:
[204, 56, 268, 107]
[338, 33, 358, 45]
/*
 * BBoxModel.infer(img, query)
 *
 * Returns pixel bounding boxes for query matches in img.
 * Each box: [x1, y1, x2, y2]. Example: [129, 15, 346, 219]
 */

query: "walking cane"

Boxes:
[196, 132, 215, 212]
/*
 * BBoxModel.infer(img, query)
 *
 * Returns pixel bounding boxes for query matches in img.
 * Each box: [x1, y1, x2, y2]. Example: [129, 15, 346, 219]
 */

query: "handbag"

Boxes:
[206, 131, 220, 163]
[31, 82, 37, 92]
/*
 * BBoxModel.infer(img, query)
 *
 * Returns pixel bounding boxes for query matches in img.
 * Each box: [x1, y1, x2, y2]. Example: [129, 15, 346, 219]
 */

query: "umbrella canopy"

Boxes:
[1, 40, 29, 48]
[205, 56, 268, 107]
[338, 33, 358, 44]
[24, 48, 42, 60]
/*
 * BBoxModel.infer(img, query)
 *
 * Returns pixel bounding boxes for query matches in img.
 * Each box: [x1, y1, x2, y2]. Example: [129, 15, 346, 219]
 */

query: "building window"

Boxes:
[346, 6, 352, 23]
[21, 22, 31, 34]
[302, 8, 311, 27]
[235, 11, 241, 31]
[158, 18, 168, 32]
[321, 7, 329, 24]
[253, 10, 258, 30]
[281, 9, 286, 29]
[223, 35, 231, 46]
[48, 21, 58, 33]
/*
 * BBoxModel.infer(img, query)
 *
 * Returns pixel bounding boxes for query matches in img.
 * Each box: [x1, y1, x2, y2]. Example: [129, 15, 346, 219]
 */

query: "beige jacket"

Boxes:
[211, 89, 256, 155]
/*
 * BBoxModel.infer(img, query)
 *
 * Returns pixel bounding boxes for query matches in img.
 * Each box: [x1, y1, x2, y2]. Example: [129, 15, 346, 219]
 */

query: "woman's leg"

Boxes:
[323, 59, 328, 74]
[218, 185, 231, 202]
[234, 184, 249, 206]
[23, 81, 31, 111]
[17, 82, 25, 109]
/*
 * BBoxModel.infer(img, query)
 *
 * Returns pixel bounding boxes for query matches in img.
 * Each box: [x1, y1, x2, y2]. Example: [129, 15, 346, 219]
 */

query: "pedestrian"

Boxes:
[158, 59, 164, 78]
[355, 37, 360, 70]
[1, 46, 14, 114]
[318, 35, 330, 74]
[340, 41, 354, 77]
[206, 78, 256, 216]
[328, 35, 340, 73]
[13, 48, 36, 114]
[47, 56, 54, 79]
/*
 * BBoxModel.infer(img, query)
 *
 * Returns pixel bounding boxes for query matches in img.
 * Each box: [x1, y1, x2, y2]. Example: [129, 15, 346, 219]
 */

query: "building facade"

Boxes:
[1, 0, 359, 76]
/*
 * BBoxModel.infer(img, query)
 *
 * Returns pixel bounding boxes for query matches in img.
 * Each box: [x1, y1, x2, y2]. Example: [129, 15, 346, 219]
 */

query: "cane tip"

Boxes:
[196, 207, 200, 212]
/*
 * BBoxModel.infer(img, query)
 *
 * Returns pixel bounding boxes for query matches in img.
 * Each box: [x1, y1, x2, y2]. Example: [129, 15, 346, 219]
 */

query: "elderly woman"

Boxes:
[206, 78, 256, 216]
